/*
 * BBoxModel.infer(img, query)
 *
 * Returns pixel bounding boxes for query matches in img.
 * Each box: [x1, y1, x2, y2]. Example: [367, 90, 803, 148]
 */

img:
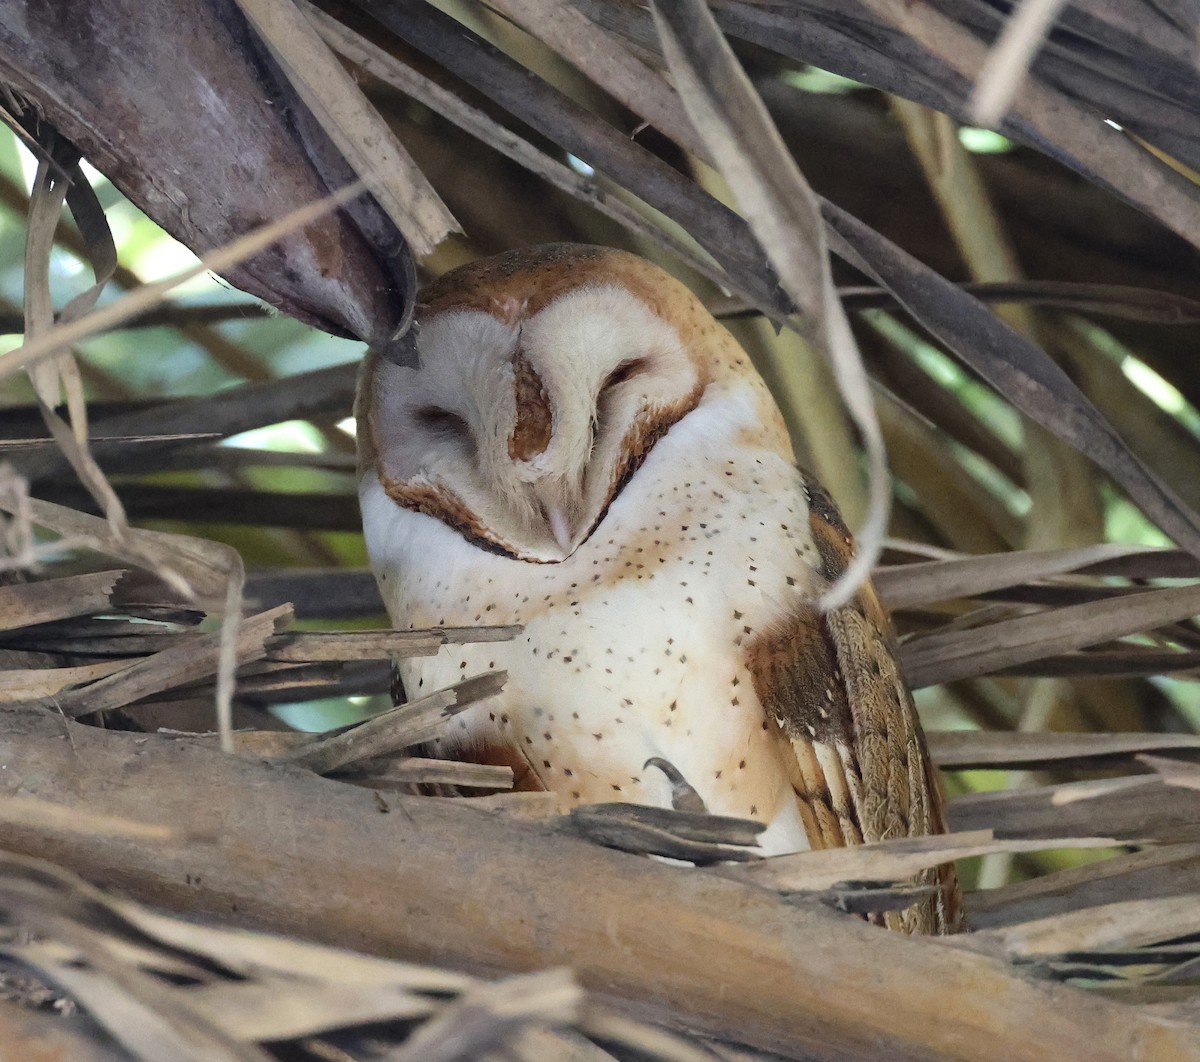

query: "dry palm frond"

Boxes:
[0, 849, 725, 1061]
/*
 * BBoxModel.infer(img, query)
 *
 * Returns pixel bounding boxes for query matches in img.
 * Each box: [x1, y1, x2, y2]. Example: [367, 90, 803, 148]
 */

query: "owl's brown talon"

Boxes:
[644, 756, 707, 813]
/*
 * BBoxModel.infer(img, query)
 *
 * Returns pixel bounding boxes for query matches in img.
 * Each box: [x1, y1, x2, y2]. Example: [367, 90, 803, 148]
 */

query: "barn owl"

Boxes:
[357, 244, 962, 933]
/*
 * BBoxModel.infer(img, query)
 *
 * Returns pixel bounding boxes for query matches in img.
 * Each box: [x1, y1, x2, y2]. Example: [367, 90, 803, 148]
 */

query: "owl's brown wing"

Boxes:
[747, 479, 964, 935]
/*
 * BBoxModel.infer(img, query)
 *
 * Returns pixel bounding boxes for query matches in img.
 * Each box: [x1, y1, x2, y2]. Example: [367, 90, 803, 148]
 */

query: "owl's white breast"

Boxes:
[361, 382, 823, 854]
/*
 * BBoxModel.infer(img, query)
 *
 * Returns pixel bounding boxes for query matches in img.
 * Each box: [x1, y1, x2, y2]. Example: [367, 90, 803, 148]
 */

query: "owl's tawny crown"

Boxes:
[357, 244, 780, 562]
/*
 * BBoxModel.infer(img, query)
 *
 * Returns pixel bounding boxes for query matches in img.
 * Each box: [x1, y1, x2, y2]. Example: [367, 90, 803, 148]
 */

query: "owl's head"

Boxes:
[357, 244, 737, 562]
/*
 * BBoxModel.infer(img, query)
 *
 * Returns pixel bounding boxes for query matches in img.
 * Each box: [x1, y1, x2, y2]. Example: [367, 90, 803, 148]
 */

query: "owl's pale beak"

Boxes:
[546, 503, 574, 554]
[526, 474, 580, 558]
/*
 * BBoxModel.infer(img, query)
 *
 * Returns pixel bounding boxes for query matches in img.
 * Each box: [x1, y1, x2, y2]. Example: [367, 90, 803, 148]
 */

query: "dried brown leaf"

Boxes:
[836, 281, 1200, 325]
[4, 498, 233, 605]
[851, 0, 1200, 251]
[3, 938, 269, 1062]
[875, 542, 1142, 610]
[387, 969, 581, 1062]
[237, 0, 457, 257]
[306, 5, 739, 299]
[929, 730, 1200, 771]
[286, 670, 507, 773]
[823, 201, 1200, 559]
[651, 0, 887, 609]
[970, 895, 1200, 958]
[1138, 754, 1200, 792]
[485, 0, 703, 159]
[344, 757, 514, 789]
[949, 776, 1200, 843]
[0, 570, 122, 631]
[0, 181, 367, 383]
[180, 976, 433, 1042]
[968, 843, 1200, 929]
[900, 581, 1200, 687]
[0, 660, 131, 703]
[265, 625, 520, 662]
[113, 906, 472, 992]
[577, 1008, 719, 1062]
[737, 829, 1118, 892]
[969, 0, 1070, 126]
[41, 605, 291, 719]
